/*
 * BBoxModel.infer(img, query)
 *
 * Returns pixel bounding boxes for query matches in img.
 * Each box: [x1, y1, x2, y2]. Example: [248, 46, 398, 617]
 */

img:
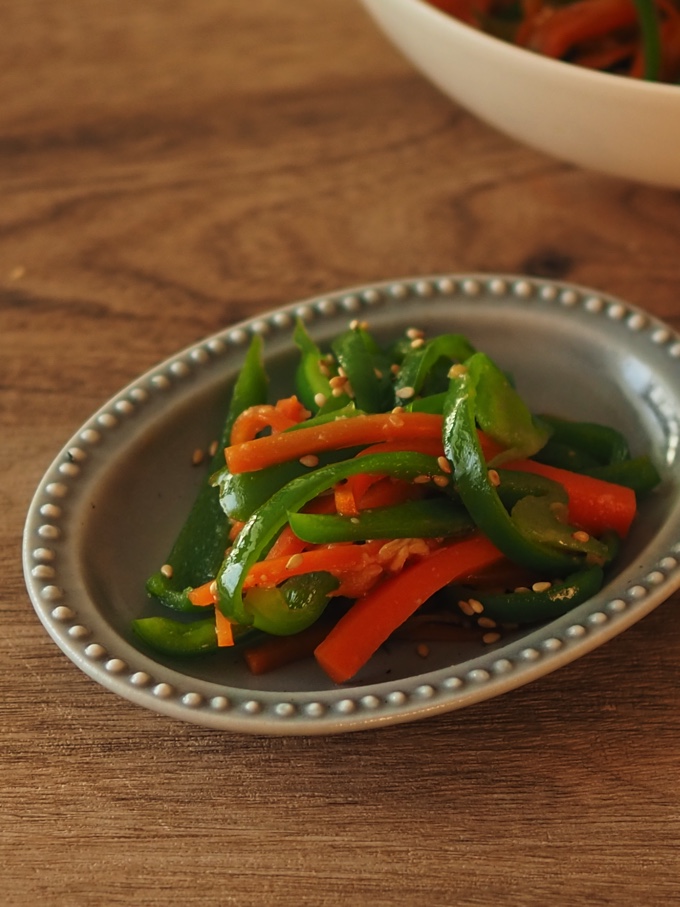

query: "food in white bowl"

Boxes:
[360, 0, 680, 187]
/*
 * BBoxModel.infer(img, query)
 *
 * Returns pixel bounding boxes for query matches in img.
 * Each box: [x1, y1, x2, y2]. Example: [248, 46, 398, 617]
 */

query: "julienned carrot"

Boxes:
[243, 620, 335, 675]
[243, 540, 384, 590]
[519, 0, 639, 58]
[229, 395, 310, 445]
[504, 459, 636, 538]
[215, 608, 235, 647]
[224, 412, 446, 474]
[314, 534, 504, 683]
[188, 581, 217, 606]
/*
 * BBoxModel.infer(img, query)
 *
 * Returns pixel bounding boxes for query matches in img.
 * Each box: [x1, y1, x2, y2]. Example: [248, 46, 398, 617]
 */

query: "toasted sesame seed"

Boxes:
[482, 632, 501, 645]
[487, 469, 501, 486]
[208, 440, 219, 457]
[448, 364, 468, 378]
[329, 375, 346, 389]
[337, 366, 347, 378]
[410, 338, 425, 349]
[572, 530, 590, 542]
[389, 413, 404, 427]
[395, 386, 415, 399]
[349, 319, 359, 330]
[469, 598, 484, 614]
[458, 600, 475, 616]
[478, 617, 497, 628]
[406, 327, 425, 340]
[390, 364, 400, 374]
[413, 474, 431, 484]
[374, 368, 383, 379]
[286, 554, 304, 570]
[514, 586, 531, 594]
[433, 475, 449, 487]
[532, 581, 552, 593]
[437, 456, 452, 474]
[350, 517, 360, 524]
[331, 386, 345, 397]
[314, 392, 327, 407]
[192, 448, 205, 466]
[209, 581, 217, 596]
[391, 405, 403, 414]
[299, 454, 319, 468]
[416, 643, 430, 658]
[160, 564, 173, 579]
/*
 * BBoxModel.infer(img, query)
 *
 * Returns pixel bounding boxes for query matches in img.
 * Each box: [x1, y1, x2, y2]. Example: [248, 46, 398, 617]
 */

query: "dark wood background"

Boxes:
[3, 2, 680, 904]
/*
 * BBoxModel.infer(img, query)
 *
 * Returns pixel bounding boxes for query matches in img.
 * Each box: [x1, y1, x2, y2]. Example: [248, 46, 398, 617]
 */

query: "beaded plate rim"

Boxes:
[22, 273, 680, 734]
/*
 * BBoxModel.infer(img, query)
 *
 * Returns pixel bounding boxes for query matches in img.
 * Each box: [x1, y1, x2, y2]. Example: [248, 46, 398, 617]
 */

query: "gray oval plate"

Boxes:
[23, 274, 680, 734]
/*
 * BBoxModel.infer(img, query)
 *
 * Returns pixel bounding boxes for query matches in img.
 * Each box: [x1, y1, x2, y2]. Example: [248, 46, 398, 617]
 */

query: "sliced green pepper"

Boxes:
[215, 450, 452, 625]
[584, 455, 661, 495]
[466, 352, 552, 464]
[448, 565, 605, 624]
[538, 415, 630, 465]
[394, 333, 476, 402]
[244, 571, 339, 636]
[293, 319, 350, 413]
[331, 325, 393, 413]
[442, 366, 595, 575]
[289, 496, 474, 544]
[146, 335, 268, 612]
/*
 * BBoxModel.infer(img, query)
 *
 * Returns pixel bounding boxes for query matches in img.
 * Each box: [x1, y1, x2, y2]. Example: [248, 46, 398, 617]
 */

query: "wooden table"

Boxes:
[3, 2, 680, 904]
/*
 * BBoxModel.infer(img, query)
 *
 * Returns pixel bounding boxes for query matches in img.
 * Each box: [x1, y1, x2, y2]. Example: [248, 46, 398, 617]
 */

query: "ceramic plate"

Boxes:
[23, 275, 680, 734]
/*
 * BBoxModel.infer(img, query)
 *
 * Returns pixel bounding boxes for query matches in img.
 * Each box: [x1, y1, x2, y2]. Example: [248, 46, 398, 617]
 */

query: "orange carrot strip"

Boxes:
[215, 608, 236, 647]
[334, 480, 360, 516]
[521, 0, 638, 59]
[224, 412, 446, 474]
[243, 540, 384, 590]
[265, 524, 309, 561]
[503, 459, 636, 538]
[243, 620, 335, 675]
[187, 580, 217, 606]
[229, 396, 310, 445]
[314, 534, 505, 683]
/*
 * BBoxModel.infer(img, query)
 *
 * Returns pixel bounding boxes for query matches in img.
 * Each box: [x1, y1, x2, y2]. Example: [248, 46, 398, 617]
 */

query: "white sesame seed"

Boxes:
[286, 554, 304, 570]
[314, 392, 327, 407]
[349, 319, 359, 330]
[209, 581, 217, 596]
[478, 617, 497, 628]
[413, 475, 431, 484]
[487, 469, 500, 486]
[192, 448, 205, 466]
[406, 328, 425, 340]
[437, 456, 452, 474]
[329, 375, 346, 389]
[299, 454, 319, 468]
[459, 600, 475, 616]
[389, 413, 404, 427]
[482, 632, 501, 645]
[395, 386, 415, 399]
[572, 530, 590, 542]
[410, 338, 425, 349]
[160, 564, 173, 579]
[208, 440, 219, 457]
[448, 364, 468, 378]
[532, 581, 552, 593]
[469, 598, 484, 614]
[433, 475, 449, 487]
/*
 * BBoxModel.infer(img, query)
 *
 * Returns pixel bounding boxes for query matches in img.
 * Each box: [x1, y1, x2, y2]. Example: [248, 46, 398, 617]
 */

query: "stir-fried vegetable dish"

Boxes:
[427, 0, 680, 83]
[133, 320, 660, 683]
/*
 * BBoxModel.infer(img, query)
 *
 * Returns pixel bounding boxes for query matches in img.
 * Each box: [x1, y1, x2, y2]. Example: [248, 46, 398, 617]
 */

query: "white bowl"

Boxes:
[360, 0, 680, 188]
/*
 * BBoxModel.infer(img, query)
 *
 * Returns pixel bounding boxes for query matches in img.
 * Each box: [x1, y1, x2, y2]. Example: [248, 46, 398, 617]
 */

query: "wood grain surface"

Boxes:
[3, 2, 680, 905]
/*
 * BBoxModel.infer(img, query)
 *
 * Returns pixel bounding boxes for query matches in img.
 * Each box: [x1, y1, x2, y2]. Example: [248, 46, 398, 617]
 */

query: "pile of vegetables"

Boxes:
[133, 319, 660, 684]
[428, 0, 680, 83]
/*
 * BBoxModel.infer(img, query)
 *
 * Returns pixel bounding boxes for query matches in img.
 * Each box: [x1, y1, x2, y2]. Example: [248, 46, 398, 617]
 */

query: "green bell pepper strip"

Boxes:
[214, 444, 365, 522]
[215, 450, 452, 625]
[466, 352, 552, 465]
[538, 415, 630, 466]
[583, 455, 661, 496]
[394, 333, 476, 402]
[145, 335, 268, 612]
[408, 392, 447, 415]
[448, 565, 605, 625]
[331, 326, 393, 414]
[244, 571, 339, 636]
[293, 319, 350, 413]
[632, 0, 662, 81]
[442, 368, 597, 575]
[531, 438, 602, 472]
[288, 496, 474, 544]
[132, 615, 220, 656]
